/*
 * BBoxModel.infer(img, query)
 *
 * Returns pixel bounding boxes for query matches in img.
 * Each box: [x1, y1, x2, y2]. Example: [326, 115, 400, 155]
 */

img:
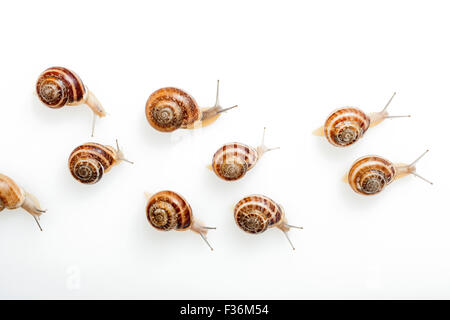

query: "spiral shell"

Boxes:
[324, 107, 370, 147]
[36, 67, 86, 108]
[348, 156, 396, 195]
[146, 191, 193, 231]
[68, 143, 117, 184]
[145, 88, 201, 132]
[234, 195, 284, 234]
[212, 143, 259, 181]
[0, 174, 25, 210]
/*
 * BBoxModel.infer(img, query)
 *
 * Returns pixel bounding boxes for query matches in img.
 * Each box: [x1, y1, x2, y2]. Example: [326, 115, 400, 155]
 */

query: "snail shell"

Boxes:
[68, 143, 119, 185]
[145, 88, 200, 132]
[145, 190, 215, 250]
[212, 143, 259, 181]
[348, 156, 396, 195]
[36, 67, 86, 108]
[324, 107, 370, 147]
[0, 174, 25, 210]
[234, 195, 284, 234]
[146, 190, 193, 231]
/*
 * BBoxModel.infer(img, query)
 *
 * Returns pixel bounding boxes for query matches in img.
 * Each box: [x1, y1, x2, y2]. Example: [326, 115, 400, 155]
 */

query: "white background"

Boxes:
[0, 0, 448, 299]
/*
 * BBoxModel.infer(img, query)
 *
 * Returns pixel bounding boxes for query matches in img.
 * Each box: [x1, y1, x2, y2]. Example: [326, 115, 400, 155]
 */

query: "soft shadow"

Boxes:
[313, 133, 361, 163]
[139, 115, 192, 150]
[336, 176, 384, 213]
[29, 92, 92, 124]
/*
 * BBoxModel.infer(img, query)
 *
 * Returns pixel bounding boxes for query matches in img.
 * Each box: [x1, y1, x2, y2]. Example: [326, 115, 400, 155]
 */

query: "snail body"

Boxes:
[234, 195, 302, 250]
[146, 190, 215, 250]
[314, 93, 410, 147]
[347, 150, 432, 195]
[36, 66, 106, 136]
[0, 174, 45, 231]
[68, 140, 132, 185]
[211, 128, 279, 181]
[145, 80, 237, 132]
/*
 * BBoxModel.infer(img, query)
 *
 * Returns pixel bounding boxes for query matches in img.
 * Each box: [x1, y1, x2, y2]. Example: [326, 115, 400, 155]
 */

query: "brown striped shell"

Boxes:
[145, 88, 201, 132]
[324, 107, 371, 147]
[348, 156, 396, 195]
[0, 174, 25, 210]
[146, 191, 193, 231]
[36, 67, 86, 108]
[212, 143, 259, 181]
[234, 195, 284, 234]
[68, 143, 118, 185]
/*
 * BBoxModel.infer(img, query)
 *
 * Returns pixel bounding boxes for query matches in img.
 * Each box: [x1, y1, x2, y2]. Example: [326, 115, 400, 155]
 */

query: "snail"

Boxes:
[68, 140, 133, 185]
[0, 174, 46, 231]
[313, 93, 410, 147]
[145, 80, 237, 132]
[36, 66, 106, 136]
[346, 150, 433, 195]
[146, 190, 215, 250]
[234, 195, 302, 250]
[210, 127, 279, 181]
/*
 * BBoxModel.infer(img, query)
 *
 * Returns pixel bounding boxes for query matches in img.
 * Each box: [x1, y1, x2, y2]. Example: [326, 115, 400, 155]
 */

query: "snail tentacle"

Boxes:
[400, 150, 433, 185]
[370, 92, 410, 127]
[256, 127, 280, 159]
[115, 139, 134, 164]
[282, 230, 295, 250]
[191, 220, 215, 251]
[0, 174, 46, 231]
[199, 80, 238, 126]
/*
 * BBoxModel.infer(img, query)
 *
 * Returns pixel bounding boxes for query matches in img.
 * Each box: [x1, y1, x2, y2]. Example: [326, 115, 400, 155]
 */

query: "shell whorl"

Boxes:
[212, 143, 258, 181]
[146, 191, 193, 231]
[145, 88, 200, 132]
[324, 108, 370, 147]
[348, 156, 396, 195]
[68, 143, 117, 184]
[36, 67, 86, 108]
[234, 195, 284, 234]
[0, 174, 25, 210]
